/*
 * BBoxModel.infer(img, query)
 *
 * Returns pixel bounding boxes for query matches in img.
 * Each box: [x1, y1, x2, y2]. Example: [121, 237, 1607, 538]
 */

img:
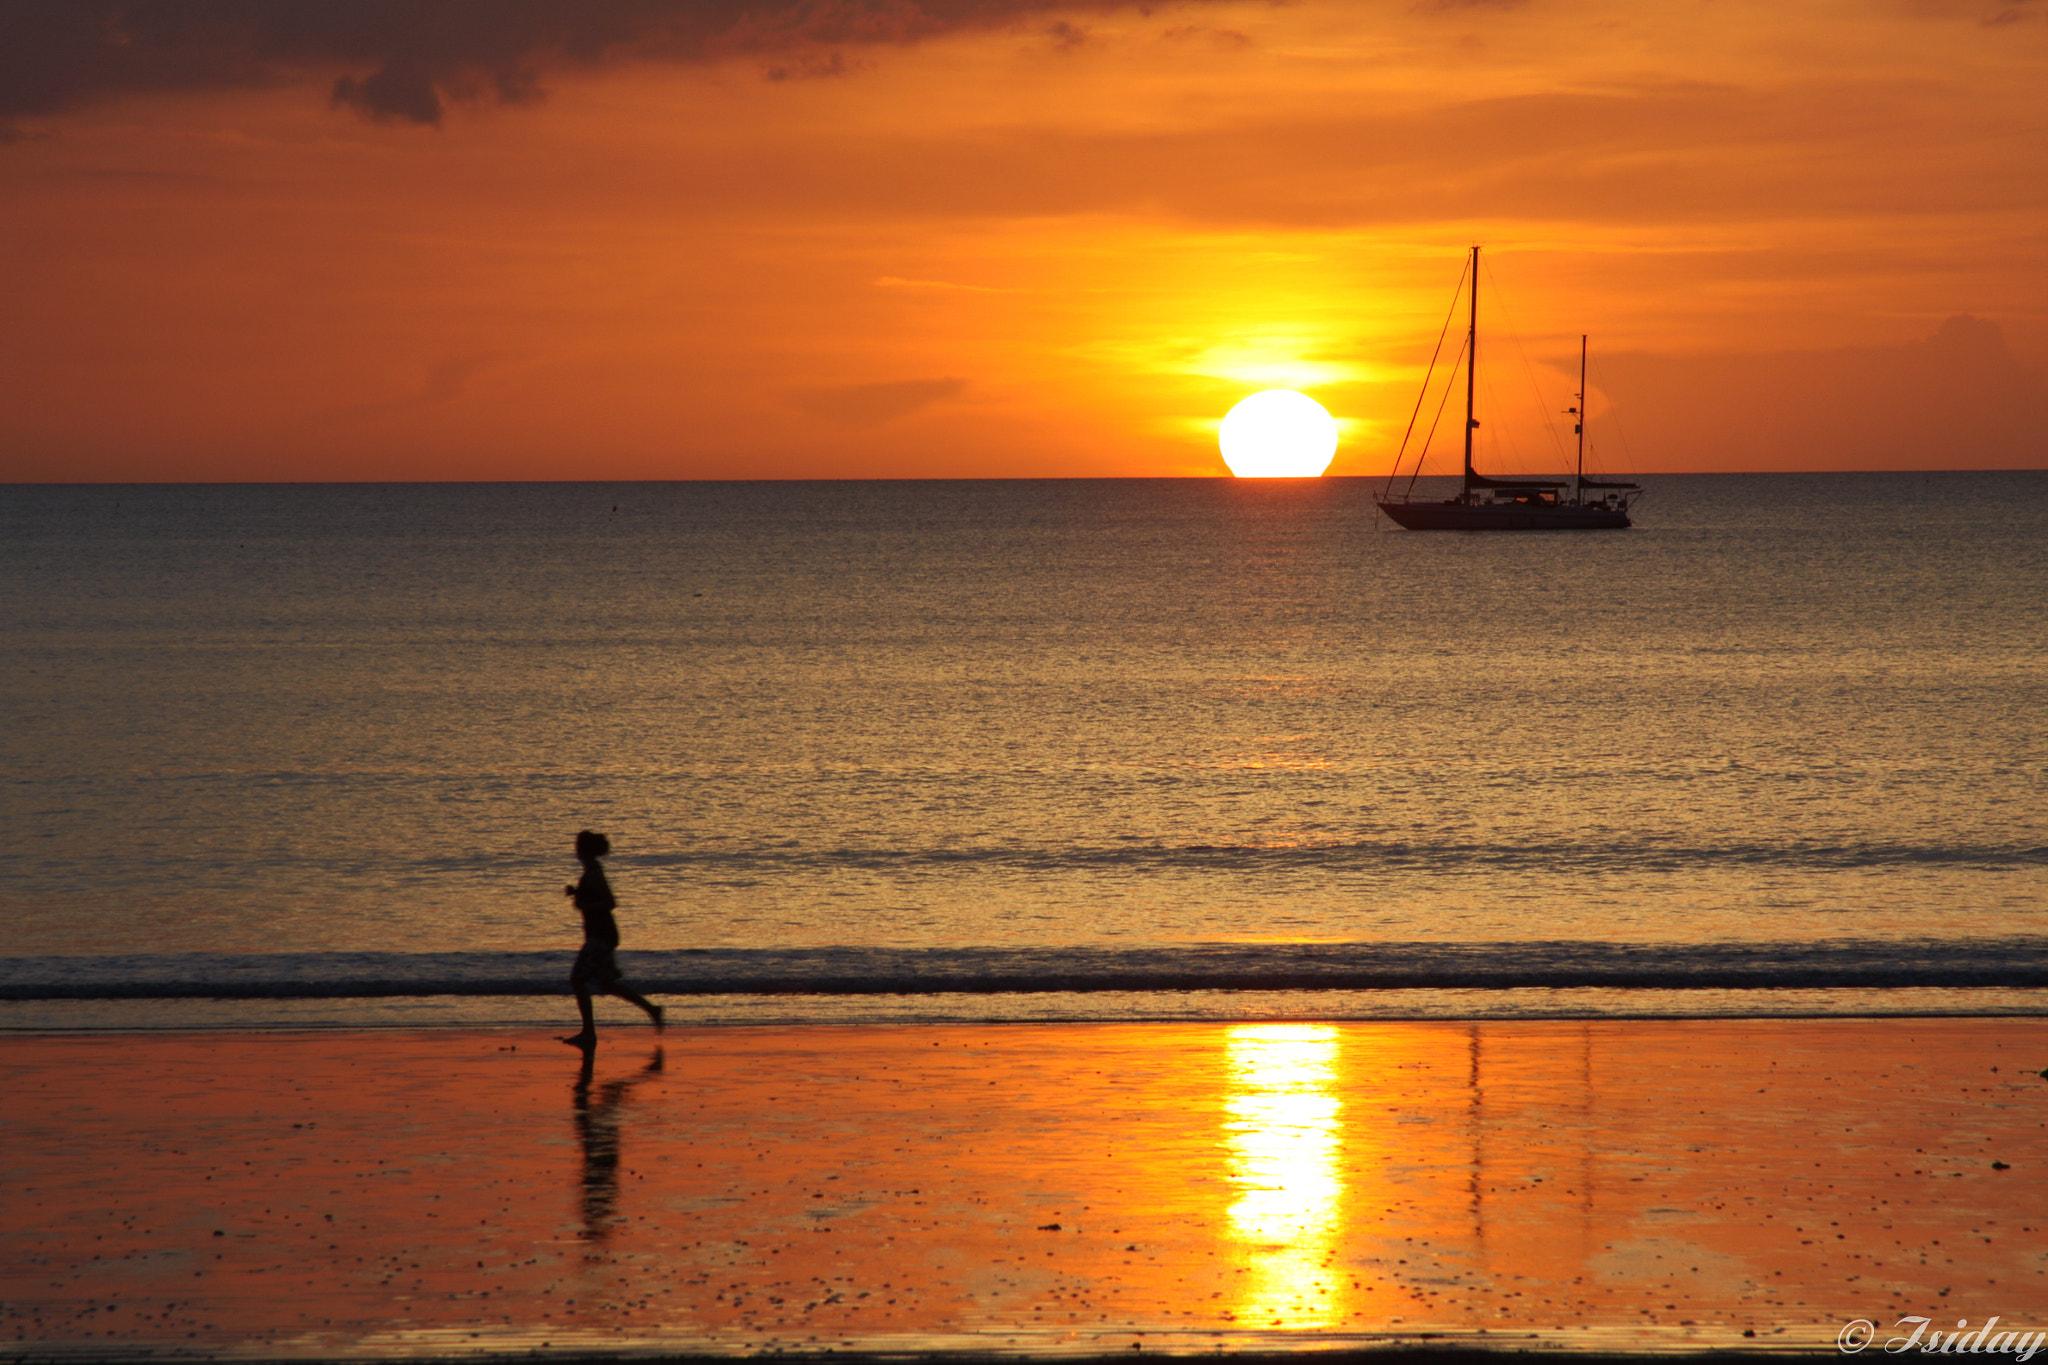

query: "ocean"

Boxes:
[3, 473, 2043, 1028]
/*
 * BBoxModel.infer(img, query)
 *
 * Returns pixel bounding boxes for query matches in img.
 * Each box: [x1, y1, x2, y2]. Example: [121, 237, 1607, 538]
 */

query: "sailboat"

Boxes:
[1377, 247, 1640, 530]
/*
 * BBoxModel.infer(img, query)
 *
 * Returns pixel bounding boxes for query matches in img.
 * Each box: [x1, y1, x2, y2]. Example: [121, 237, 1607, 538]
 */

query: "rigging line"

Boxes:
[1406, 333, 1469, 499]
[1585, 352, 1641, 478]
[1479, 255, 1574, 471]
[1384, 254, 1472, 498]
[1477, 361, 1528, 475]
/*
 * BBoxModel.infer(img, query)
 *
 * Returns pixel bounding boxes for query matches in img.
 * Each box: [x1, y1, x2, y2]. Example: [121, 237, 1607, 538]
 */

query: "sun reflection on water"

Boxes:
[1224, 1023, 1345, 1328]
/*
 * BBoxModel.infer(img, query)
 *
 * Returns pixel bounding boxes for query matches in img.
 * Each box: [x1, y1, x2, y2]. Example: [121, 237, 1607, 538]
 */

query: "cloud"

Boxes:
[0, 0, 1192, 128]
[1984, 0, 2047, 26]
[875, 275, 1022, 293]
[1157, 24, 1251, 46]
[790, 377, 966, 427]
[495, 77, 2026, 233]
[1598, 316, 2048, 471]
[1045, 19, 1090, 51]
[300, 354, 506, 429]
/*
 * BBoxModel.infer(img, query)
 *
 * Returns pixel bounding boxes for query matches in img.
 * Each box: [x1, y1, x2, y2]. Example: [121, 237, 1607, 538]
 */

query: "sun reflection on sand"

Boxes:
[1223, 1023, 1345, 1328]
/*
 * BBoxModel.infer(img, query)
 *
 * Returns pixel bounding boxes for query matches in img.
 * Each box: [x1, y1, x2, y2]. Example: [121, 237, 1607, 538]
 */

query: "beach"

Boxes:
[6, 1017, 2045, 1359]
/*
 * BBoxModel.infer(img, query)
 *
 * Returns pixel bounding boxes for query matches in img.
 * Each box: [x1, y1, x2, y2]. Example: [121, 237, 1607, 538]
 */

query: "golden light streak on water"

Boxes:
[1223, 1022, 1346, 1329]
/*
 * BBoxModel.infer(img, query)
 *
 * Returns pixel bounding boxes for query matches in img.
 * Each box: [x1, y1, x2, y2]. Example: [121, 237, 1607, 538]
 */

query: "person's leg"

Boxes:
[561, 987, 598, 1050]
[612, 985, 665, 1032]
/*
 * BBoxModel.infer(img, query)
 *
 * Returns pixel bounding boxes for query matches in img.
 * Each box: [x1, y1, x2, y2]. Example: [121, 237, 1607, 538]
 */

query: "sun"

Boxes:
[1218, 390, 1339, 478]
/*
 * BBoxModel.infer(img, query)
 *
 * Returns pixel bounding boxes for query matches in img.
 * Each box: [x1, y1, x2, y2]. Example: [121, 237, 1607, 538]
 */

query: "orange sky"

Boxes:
[2, 0, 2044, 480]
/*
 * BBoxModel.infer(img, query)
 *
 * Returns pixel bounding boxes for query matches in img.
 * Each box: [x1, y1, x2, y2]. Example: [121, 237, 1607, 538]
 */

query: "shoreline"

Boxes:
[6, 1018, 2046, 1361]
[5, 986, 2047, 1036]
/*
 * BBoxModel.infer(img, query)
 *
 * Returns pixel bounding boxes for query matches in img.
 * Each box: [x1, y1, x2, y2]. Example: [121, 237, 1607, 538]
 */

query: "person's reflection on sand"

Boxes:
[572, 1046, 665, 1244]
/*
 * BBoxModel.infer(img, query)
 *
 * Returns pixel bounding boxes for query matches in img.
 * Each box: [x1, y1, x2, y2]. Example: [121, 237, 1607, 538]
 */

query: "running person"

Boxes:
[560, 830, 663, 1050]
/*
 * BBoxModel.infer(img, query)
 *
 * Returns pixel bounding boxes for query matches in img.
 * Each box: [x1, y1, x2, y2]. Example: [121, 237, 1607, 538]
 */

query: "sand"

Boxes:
[4, 1018, 2046, 1360]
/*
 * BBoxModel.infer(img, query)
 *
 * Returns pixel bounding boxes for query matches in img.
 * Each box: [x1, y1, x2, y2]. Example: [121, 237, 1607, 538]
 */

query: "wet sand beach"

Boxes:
[4, 1018, 2045, 1360]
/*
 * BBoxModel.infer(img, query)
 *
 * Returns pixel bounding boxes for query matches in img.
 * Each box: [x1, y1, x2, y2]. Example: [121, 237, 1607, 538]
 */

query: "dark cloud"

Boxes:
[0, 0, 1173, 128]
[1045, 19, 1089, 50]
[791, 377, 966, 426]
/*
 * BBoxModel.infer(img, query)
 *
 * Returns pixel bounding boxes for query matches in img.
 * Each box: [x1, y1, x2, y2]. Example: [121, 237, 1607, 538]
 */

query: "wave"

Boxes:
[617, 838, 2048, 876]
[5, 939, 2047, 1000]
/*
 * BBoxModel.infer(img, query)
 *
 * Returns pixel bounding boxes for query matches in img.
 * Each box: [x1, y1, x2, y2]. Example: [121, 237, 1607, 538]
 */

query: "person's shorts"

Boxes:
[571, 942, 624, 991]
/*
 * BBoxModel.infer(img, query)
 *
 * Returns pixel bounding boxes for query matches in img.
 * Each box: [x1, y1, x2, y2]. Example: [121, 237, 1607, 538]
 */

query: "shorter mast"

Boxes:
[1462, 245, 1479, 500]
[1574, 334, 1586, 504]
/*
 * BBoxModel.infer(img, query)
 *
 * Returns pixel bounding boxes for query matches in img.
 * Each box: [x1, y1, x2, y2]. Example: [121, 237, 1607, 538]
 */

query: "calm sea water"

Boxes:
[3, 475, 2043, 1024]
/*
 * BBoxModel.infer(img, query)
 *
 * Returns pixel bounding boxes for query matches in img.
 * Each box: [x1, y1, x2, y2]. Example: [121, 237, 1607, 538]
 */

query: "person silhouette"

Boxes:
[559, 829, 663, 1051]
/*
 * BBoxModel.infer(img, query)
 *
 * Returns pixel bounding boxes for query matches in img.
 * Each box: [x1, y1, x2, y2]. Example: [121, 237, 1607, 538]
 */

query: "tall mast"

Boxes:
[1574, 333, 1587, 502]
[1463, 245, 1479, 497]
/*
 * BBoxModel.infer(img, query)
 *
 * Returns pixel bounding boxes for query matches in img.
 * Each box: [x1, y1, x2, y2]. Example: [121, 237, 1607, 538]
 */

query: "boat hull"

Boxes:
[1377, 499, 1631, 531]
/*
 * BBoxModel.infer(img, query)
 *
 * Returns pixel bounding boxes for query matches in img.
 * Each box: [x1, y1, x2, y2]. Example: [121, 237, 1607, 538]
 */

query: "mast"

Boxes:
[1463, 245, 1479, 498]
[1574, 333, 1587, 504]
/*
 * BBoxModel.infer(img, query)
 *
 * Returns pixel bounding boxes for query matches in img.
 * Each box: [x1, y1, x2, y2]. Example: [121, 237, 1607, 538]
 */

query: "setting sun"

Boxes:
[1218, 390, 1339, 478]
